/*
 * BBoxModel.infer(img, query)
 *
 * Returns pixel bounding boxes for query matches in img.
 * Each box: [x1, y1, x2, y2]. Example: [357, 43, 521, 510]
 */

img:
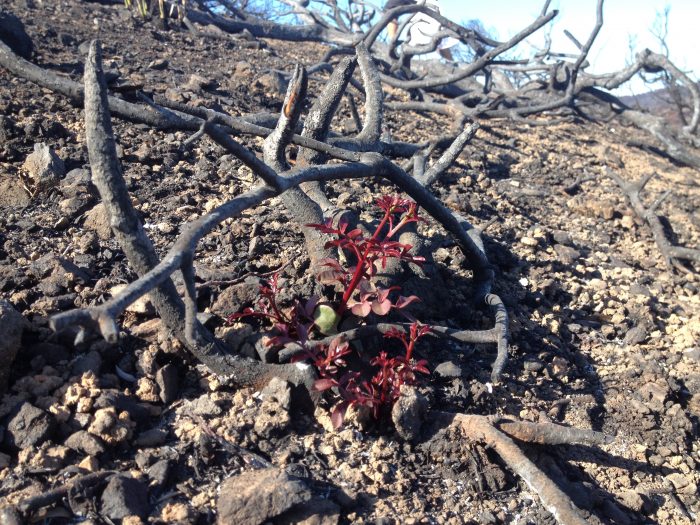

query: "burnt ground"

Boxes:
[0, 1, 699, 524]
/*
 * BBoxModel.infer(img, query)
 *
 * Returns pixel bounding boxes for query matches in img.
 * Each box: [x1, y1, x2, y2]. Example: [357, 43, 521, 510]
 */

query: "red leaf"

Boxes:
[331, 402, 350, 429]
[371, 298, 392, 316]
[314, 378, 337, 391]
[383, 327, 407, 341]
[346, 228, 363, 240]
[350, 301, 372, 317]
[412, 360, 430, 375]
[394, 295, 421, 309]
[316, 269, 345, 285]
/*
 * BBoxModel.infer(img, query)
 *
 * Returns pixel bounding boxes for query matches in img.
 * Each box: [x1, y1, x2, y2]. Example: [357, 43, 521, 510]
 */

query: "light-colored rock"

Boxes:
[217, 468, 313, 525]
[391, 385, 428, 442]
[84, 203, 112, 240]
[22, 143, 65, 192]
[110, 284, 154, 314]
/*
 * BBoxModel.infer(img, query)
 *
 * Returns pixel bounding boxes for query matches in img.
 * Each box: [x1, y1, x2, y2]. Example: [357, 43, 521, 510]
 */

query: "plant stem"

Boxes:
[405, 335, 415, 361]
[339, 209, 391, 312]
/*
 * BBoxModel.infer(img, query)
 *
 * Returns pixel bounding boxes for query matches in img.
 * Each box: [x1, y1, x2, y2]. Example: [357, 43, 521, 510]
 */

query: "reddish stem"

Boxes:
[338, 210, 391, 312]
[266, 296, 288, 324]
[405, 335, 416, 361]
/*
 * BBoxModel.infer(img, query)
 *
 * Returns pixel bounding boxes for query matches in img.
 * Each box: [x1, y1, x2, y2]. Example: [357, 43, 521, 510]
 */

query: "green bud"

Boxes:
[313, 304, 340, 335]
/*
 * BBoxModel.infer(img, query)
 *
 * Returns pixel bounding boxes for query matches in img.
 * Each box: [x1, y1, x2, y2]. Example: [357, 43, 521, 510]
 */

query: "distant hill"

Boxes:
[620, 82, 699, 126]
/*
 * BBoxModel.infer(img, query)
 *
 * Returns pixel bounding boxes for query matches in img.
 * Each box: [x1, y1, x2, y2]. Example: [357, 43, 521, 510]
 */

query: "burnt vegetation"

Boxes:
[0, 0, 698, 524]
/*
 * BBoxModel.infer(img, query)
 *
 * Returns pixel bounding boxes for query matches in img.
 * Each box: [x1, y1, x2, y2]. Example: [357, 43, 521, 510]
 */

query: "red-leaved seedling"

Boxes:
[307, 321, 431, 428]
[308, 195, 425, 317]
[229, 195, 432, 428]
[226, 273, 318, 347]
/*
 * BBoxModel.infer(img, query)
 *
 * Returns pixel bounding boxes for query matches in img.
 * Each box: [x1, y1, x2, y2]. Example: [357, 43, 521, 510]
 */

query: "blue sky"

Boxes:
[437, 0, 699, 94]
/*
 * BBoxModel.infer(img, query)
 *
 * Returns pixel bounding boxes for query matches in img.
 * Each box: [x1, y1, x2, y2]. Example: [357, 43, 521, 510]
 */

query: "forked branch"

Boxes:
[607, 169, 700, 271]
[432, 411, 613, 525]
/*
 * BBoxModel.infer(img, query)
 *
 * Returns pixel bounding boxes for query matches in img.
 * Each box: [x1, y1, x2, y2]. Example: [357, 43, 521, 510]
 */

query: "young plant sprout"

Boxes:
[228, 195, 432, 427]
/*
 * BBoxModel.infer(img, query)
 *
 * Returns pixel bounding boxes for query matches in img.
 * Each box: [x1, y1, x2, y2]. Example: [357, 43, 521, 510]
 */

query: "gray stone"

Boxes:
[391, 385, 428, 442]
[146, 458, 172, 488]
[62, 168, 91, 186]
[190, 395, 222, 417]
[624, 325, 647, 346]
[0, 300, 25, 392]
[434, 361, 462, 378]
[260, 377, 291, 411]
[156, 364, 179, 404]
[211, 276, 263, 316]
[185, 74, 216, 91]
[60, 194, 94, 220]
[100, 475, 149, 520]
[22, 143, 65, 192]
[65, 430, 106, 456]
[256, 71, 288, 95]
[553, 244, 581, 265]
[523, 357, 545, 372]
[6, 402, 55, 450]
[83, 203, 112, 240]
[0, 9, 33, 59]
[278, 497, 340, 524]
[134, 428, 168, 448]
[147, 58, 169, 70]
[71, 350, 103, 376]
[254, 378, 292, 438]
[551, 230, 573, 245]
[217, 468, 313, 525]
[0, 176, 31, 208]
[618, 489, 644, 513]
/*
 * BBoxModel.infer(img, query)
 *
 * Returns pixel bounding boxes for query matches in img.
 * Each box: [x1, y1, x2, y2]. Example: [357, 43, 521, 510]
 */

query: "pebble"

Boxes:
[217, 468, 313, 524]
[100, 475, 149, 520]
[624, 325, 647, 346]
[523, 357, 545, 372]
[22, 142, 65, 192]
[147, 58, 169, 70]
[6, 402, 55, 450]
[155, 364, 179, 405]
[65, 430, 107, 455]
[434, 361, 462, 378]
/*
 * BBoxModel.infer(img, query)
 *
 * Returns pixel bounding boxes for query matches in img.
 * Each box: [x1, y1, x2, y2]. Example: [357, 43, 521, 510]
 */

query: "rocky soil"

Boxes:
[0, 1, 699, 524]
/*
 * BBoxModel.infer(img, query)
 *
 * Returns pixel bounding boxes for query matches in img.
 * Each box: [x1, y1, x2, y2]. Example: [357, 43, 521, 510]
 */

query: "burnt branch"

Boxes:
[378, 8, 557, 91]
[81, 40, 217, 354]
[565, 0, 603, 98]
[262, 64, 330, 267]
[607, 169, 700, 270]
[418, 123, 479, 187]
[352, 42, 384, 148]
[16, 471, 116, 515]
[493, 418, 613, 446]
[298, 56, 358, 213]
[431, 412, 609, 525]
[50, 40, 322, 389]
